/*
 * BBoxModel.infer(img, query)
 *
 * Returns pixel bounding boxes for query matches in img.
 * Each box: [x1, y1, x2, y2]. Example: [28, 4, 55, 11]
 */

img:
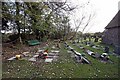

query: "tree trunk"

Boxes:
[16, 2, 22, 44]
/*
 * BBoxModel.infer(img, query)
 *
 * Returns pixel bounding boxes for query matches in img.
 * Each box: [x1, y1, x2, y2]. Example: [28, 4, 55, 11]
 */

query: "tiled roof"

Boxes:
[105, 10, 120, 29]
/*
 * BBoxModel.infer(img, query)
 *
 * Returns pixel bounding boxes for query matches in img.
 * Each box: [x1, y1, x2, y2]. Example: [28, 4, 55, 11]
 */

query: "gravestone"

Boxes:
[72, 41, 75, 44]
[100, 53, 109, 61]
[85, 41, 87, 45]
[114, 45, 120, 55]
[87, 42, 90, 45]
[90, 43, 94, 47]
[94, 37, 99, 42]
[104, 46, 109, 53]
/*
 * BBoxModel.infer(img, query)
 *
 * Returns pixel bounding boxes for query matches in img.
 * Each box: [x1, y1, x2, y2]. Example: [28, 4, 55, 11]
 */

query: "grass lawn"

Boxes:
[68, 41, 119, 78]
[2, 41, 119, 78]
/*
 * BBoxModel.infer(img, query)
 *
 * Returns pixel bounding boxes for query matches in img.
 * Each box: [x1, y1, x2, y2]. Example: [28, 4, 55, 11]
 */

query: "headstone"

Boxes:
[15, 55, 21, 60]
[104, 46, 109, 53]
[94, 37, 99, 42]
[100, 53, 109, 61]
[85, 41, 87, 45]
[56, 43, 60, 49]
[75, 55, 81, 62]
[87, 41, 90, 44]
[114, 45, 120, 55]
[72, 41, 75, 44]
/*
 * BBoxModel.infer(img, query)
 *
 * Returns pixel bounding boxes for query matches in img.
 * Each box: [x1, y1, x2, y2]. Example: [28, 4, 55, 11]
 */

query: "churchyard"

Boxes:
[1, 1, 120, 79]
[2, 39, 120, 78]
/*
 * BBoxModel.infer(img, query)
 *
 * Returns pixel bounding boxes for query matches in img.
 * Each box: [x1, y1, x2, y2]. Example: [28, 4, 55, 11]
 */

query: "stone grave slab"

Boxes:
[51, 50, 60, 53]
[92, 46, 96, 48]
[92, 46, 99, 49]
[7, 57, 16, 61]
[71, 53, 75, 58]
[68, 46, 74, 51]
[22, 52, 29, 57]
[79, 46, 84, 49]
[33, 55, 39, 58]
[48, 53, 56, 56]
[67, 50, 73, 54]
[86, 50, 94, 55]
[28, 57, 36, 62]
[53, 56, 58, 61]
[46, 55, 54, 58]
[45, 58, 53, 62]
[52, 46, 56, 49]
[38, 49, 44, 52]
[74, 51, 82, 56]
[86, 45, 90, 46]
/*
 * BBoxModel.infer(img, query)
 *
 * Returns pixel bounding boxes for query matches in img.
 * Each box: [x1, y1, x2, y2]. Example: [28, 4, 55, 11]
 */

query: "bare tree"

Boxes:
[69, 0, 96, 42]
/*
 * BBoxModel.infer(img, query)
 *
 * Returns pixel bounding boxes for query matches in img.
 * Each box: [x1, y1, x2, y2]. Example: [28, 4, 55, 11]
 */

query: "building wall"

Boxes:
[102, 27, 119, 46]
[102, 27, 120, 54]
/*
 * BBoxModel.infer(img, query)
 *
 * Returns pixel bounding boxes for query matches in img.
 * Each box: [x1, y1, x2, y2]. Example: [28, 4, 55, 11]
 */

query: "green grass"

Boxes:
[67, 41, 119, 78]
[2, 41, 119, 78]
[2, 60, 40, 78]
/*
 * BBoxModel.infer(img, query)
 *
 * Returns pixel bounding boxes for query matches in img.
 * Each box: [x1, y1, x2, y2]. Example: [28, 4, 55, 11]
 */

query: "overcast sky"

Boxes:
[1, 0, 120, 33]
[68, 0, 120, 33]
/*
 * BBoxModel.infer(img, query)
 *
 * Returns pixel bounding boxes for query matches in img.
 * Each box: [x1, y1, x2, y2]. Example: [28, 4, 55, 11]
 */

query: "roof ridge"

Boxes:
[105, 10, 120, 29]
